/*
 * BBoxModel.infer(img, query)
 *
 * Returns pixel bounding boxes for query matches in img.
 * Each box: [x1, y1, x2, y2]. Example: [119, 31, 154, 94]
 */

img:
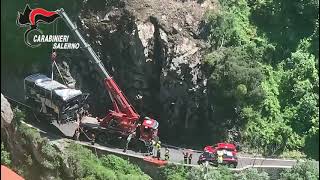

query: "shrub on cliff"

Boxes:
[234, 168, 269, 180]
[160, 164, 270, 180]
[280, 160, 319, 180]
[1, 143, 11, 167]
[66, 143, 150, 180]
[100, 154, 147, 177]
[159, 165, 188, 180]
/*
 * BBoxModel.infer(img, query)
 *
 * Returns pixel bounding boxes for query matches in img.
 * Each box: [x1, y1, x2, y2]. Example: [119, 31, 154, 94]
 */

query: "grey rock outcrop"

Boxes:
[1, 94, 72, 180]
[56, 0, 217, 142]
[1, 94, 13, 128]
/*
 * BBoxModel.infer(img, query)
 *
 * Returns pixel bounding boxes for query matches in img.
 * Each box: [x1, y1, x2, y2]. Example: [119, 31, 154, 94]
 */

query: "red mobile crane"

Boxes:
[56, 9, 159, 151]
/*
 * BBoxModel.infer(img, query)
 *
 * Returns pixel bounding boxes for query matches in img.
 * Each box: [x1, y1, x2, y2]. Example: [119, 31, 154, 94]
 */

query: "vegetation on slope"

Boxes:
[279, 160, 319, 180]
[66, 143, 150, 180]
[203, 0, 319, 159]
[1, 143, 11, 167]
[160, 164, 269, 180]
[160, 161, 319, 180]
[1, 0, 318, 161]
[1, 108, 150, 180]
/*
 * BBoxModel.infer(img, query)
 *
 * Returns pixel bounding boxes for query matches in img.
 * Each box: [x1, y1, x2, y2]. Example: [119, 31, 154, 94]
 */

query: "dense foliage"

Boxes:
[3, 108, 150, 179]
[1, 143, 11, 167]
[204, 0, 319, 159]
[161, 162, 319, 180]
[279, 160, 319, 180]
[160, 165, 270, 180]
[66, 143, 150, 180]
[1, 0, 318, 162]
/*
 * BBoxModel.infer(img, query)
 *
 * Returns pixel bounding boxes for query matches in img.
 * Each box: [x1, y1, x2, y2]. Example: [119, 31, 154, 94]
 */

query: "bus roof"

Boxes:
[24, 73, 82, 101]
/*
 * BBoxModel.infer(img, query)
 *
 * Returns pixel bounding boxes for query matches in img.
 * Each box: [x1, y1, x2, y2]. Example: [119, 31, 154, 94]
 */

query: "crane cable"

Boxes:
[51, 20, 68, 87]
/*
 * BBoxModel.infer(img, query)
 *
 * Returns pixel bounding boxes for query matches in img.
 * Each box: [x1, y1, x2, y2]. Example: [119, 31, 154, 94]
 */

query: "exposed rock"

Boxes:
[1, 94, 73, 180]
[1, 94, 13, 127]
[55, 0, 217, 142]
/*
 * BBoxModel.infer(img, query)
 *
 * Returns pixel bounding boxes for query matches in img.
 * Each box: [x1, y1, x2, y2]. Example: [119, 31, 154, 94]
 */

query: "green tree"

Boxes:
[204, 45, 265, 142]
[66, 143, 150, 180]
[278, 43, 319, 158]
[100, 154, 148, 177]
[280, 160, 319, 180]
[234, 168, 269, 180]
[160, 165, 188, 180]
[249, 0, 319, 59]
[205, 0, 257, 49]
[1, 143, 11, 166]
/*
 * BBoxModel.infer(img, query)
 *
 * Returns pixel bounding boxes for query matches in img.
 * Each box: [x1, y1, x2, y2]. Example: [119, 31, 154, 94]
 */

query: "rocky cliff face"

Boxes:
[1, 94, 72, 180]
[55, 0, 217, 143]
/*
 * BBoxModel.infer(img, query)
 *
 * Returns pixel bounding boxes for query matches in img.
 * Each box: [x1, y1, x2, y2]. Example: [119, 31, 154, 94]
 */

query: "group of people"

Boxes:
[183, 151, 193, 164]
[150, 140, 170, 161]
[150, 139, 161, 159]
[122, 133, 170, 161]
[73, 106, 93, 143]
[75, 129, 197, 165]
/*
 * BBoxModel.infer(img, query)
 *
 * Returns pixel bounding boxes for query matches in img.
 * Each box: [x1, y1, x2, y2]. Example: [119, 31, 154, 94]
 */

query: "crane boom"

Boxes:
[56, 8, 110, 79]
[56, 8, 139, 121]
[55, 8, 159, 146]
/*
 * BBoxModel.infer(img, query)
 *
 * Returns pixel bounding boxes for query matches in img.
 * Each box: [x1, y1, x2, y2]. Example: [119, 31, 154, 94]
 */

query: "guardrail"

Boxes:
[22, 120, 299, 171]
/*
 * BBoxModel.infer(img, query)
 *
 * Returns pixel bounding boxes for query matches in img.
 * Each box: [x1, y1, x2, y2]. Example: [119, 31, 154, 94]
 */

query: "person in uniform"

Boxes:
[217, 150, 223, 164]
[91, 133, 95, 145]
[148, 140, 155, 156]
[183, 152, 188, 164]
[156, 141, 161, 160]
[188, 153, 193, 164]
[74, 128, 80, 141]
[164, 147, 170, 161]
[123, 132, 135, 153]
[152, 139, 156, 157]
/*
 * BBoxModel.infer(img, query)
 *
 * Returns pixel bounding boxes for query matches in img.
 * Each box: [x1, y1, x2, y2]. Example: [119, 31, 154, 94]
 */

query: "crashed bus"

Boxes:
[24, 73, 89, 124]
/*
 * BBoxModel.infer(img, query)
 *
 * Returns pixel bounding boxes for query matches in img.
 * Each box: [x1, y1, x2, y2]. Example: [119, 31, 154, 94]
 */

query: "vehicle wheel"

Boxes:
[228, 163, 237, 168]
[235, 143, 241, 151]
[97, 133, 108, 144]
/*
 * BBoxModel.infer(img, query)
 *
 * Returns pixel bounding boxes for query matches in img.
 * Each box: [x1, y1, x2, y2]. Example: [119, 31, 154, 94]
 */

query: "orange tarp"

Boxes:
[1, 165, 24, 180]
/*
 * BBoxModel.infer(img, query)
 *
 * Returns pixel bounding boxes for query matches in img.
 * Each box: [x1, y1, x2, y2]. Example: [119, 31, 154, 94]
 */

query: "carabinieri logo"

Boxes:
[16, 4, 80, 49]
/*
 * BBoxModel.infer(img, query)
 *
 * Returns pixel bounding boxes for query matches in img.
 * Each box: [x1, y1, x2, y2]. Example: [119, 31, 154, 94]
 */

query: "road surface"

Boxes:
[21, 118, 302, 169]
[6, 97, 313, 170]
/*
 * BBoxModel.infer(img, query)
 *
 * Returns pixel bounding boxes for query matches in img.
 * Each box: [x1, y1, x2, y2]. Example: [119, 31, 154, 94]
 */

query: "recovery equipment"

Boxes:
[55, 8, 159, 151]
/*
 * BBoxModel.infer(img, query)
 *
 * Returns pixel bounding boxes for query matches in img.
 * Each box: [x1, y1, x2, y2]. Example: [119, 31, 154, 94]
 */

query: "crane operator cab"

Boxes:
[139, 117, 159, 142]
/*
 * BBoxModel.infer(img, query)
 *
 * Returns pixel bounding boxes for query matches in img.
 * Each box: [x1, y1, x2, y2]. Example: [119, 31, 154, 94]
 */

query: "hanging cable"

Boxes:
[50, 20, 68, 86]
[51, 21, 56, 80]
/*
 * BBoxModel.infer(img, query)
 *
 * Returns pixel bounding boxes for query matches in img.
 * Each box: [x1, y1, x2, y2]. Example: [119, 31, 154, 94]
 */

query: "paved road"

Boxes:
[21, 119, 305, 169]
[77, 141, 297, 168]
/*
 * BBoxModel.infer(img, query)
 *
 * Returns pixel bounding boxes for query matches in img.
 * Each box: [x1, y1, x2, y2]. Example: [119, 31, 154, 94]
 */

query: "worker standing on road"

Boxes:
[91, 133, 95, 145]
[149, 140, 155, 156]
[217, 150, 223, 164]
[188, 153, 192, 164]
[183, 152, 188, 164]
[164, 147, 170, 161]
[152, 140, 156, 157]
[146, 142, 152, 156]
[74, 129, 80, 141]
[123, 132, 135, 153]
[156, 141, 161, 160]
